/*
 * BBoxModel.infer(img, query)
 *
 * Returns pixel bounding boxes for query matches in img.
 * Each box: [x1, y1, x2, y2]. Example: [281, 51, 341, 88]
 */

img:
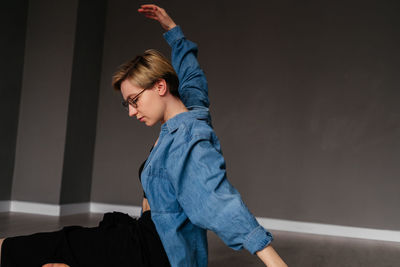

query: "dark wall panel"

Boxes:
[60, 0, 107, 204]
[0, 1, 29, 200]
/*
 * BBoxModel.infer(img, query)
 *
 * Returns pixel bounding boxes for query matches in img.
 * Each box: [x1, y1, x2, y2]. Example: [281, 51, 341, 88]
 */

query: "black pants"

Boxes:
[1, 211, 170, 267]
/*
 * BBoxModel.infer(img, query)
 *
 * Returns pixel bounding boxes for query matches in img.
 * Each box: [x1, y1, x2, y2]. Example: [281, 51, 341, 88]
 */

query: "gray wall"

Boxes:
[2, 0, 399, 231]
[91, 0, 400, 230]
[12, 0, 79, 203]
[0, 1, 29, 200]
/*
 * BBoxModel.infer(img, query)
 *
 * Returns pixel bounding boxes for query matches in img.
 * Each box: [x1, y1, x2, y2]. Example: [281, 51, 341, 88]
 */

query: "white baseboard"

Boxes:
[9, 201, 90, 216]
[256, 217, 400, 243]
[3, 201, 400, 243]
[7, 201, 139, 217]
[0, 201, 11, 212]
[10, 201, 60, 216]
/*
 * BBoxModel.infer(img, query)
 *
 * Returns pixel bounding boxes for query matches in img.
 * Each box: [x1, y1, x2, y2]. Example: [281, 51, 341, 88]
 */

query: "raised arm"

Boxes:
[138, 4, 209, 108]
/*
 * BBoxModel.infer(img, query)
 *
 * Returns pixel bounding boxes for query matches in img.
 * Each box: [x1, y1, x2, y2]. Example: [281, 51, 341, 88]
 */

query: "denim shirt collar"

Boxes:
[161, 106, 210, 134]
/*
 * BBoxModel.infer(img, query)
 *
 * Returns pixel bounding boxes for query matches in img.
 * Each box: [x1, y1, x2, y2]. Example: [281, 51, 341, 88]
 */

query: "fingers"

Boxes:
[138, 5, 159, 20]
[139, 4, 159, 10]
[138, 4, 166, 16]
[137, 4, 175, 31]
[139, 11, 159, 21]
[138, 11, 157, 17]
[138, 8, 156, 14]
[138, 4, 160, 14]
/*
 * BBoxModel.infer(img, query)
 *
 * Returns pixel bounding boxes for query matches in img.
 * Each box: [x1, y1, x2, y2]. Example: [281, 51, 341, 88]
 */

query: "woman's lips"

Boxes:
[138, 117, 145, 122]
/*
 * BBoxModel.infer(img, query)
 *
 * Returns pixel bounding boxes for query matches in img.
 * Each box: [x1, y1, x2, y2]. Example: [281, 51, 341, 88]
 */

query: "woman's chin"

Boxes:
[145, 120, 156, 127]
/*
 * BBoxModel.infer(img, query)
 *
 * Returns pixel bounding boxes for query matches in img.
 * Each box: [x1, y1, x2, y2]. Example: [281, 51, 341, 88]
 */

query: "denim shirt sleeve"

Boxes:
[166, 135, 273, 254]
[163, 26, 210, 108]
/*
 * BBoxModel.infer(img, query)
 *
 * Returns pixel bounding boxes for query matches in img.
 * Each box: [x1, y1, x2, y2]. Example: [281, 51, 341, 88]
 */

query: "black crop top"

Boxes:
[138, 146, 154, 198]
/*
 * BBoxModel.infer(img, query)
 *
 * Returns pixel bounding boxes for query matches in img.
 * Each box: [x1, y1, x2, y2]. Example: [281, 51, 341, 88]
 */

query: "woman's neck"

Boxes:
[161, 97, 188, 124]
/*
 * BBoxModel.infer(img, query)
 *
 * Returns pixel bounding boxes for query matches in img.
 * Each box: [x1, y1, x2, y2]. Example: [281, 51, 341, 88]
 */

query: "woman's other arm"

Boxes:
[138, 4, 210, 108]
[166, 136, 287, 266]
[257, 245, 288, 267]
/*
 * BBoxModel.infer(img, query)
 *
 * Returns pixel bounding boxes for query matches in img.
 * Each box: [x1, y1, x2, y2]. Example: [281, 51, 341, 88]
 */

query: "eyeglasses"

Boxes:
[122, 89, 146, 110]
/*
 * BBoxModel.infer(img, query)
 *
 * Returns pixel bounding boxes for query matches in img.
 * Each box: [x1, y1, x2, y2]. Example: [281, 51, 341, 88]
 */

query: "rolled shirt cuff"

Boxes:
[243, 225, 274, 254]
[163, 25, 185, 46]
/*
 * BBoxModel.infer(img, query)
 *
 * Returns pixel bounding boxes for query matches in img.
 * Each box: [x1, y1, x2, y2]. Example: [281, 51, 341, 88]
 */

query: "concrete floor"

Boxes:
[1, 212, 399, 266]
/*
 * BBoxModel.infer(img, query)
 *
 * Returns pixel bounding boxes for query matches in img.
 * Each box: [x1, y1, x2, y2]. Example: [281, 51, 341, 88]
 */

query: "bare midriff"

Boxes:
[142, 197, 151, 212]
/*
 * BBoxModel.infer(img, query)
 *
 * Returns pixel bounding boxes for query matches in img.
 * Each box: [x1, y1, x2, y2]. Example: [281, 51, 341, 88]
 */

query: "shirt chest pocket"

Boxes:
[143, 166, 182, 213]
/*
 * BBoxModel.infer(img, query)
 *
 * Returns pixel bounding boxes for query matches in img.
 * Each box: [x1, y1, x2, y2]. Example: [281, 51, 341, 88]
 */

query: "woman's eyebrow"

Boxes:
[124, 93, 135, 101]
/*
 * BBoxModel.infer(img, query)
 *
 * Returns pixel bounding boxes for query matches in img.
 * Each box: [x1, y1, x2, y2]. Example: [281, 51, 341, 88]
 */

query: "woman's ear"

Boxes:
[156, 79, 168, 96]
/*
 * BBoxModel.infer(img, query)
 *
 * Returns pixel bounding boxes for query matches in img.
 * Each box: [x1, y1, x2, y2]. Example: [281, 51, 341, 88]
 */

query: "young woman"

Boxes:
[0, 4, 287, 267]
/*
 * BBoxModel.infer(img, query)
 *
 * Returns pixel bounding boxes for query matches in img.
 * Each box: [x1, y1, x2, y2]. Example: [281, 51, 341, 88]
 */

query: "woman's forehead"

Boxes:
[121, 79, 142, 98]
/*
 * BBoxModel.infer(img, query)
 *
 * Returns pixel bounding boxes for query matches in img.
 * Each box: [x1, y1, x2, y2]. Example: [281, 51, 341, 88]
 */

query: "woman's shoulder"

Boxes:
[178, 121, 214, 147]
[165, 106, 214, 146]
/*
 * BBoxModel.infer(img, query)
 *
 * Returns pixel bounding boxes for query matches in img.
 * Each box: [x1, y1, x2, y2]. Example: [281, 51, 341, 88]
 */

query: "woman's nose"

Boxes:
[129, 105, 138, 117]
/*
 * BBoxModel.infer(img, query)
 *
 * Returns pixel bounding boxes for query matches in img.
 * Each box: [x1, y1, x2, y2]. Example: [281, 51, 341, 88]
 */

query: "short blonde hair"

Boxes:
[112, 49, 180, 98]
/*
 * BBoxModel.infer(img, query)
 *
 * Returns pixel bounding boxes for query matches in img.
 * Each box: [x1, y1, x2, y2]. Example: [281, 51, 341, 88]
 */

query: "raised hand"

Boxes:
[138, 4, 177, 31]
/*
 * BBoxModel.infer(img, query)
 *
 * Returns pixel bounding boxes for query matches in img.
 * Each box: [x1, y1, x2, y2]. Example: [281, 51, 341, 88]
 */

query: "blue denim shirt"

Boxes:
[141, 26, 273, 267]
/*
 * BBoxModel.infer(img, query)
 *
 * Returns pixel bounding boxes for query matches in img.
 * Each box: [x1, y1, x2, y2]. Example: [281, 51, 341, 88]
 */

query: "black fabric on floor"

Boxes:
[0, 211, 170, 267]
